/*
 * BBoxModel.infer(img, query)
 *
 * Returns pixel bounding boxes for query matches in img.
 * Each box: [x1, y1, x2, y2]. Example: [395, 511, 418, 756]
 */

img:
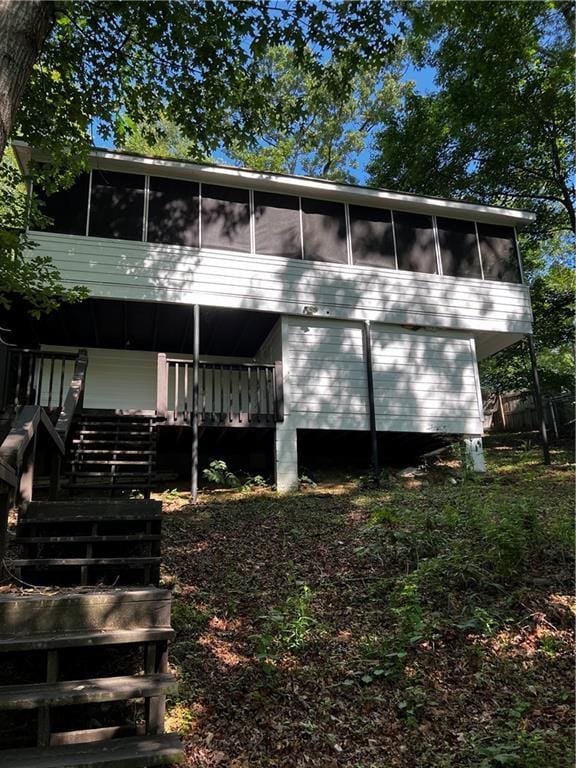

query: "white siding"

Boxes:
[282, 318, 483, 435]
[30, 233, 533, 335]
[284, 318, 370, 431]
[370, 326, 483, 434]
[43, 346, 157, 410]
[256, 319, 282, 363]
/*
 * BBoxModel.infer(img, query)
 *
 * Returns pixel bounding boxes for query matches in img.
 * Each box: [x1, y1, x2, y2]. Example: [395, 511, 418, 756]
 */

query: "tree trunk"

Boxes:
[0, 0, 54, 159]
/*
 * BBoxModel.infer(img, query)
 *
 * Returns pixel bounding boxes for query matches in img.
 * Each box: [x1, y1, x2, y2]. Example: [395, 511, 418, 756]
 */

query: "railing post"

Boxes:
[17, 431, 37, 510]
[55, 350, 89, 441]
[274, 360, 284, 422]
[156, 353, 168, 417]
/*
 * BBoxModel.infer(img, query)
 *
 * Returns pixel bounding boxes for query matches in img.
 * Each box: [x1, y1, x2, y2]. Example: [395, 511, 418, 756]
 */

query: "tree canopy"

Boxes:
[0, 0, 399, 312]
[367, 0, 575, 392]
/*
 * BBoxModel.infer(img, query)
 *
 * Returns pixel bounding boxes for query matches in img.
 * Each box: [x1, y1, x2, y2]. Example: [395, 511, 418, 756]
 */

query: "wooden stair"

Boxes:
[66, 415, 159, 494]
[10, 499, 162, 586]
[0, 588, 183, 765]
[0, 734, 184, 767]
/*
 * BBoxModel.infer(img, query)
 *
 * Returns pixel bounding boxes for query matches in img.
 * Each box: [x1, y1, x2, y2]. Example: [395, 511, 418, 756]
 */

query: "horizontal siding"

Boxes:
[284, 319, 370, 431]
[283, 318, 483, 435]
[30, 233, 533, 334]
[370, 326, 482, 434]
[43, 346, 157, 410]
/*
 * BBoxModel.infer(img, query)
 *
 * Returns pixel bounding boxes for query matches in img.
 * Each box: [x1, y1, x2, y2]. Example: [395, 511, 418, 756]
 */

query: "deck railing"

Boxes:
[1, 348, 80, 413]
[157, 355, 283, 426]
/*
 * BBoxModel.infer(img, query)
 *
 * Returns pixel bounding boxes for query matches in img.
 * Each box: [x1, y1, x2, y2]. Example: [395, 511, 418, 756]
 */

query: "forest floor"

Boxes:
[159, 434, 574, 768]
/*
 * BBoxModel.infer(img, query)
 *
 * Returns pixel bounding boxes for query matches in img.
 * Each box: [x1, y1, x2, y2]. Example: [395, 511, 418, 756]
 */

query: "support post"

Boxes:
[363, 321, 379, 483]
[463, 435, 486, 472]
[156, 353, 168, 417]
[275, 421, 298, 492]
[526, 335, 551, 465]
[191, 305, 200, 504]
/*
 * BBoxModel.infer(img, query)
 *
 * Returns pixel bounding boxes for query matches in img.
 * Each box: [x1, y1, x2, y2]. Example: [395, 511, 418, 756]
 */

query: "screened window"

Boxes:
[301, 198, 347, 264]
[394, 212, 437, 274]
[201, 184, 250, 253]
[437, 217, 482, 278]
[254, 191, 301, 259]
[147, 177, 199, 247]
[89, 170, 145, 240]
[478, 224, 520, 283]
[35, 172, 90, 235]
[349, 204, 395, 269]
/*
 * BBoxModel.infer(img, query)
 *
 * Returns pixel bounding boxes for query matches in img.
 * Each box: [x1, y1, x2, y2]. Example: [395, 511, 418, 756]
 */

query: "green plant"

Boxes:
[202, 459, 241, 488]
[252, 584, 318, 662]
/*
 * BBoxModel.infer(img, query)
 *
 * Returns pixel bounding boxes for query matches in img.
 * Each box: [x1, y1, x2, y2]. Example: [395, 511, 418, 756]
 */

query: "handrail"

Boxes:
[0, 405, 66, 563]
[55, 349, 89, 442]
[0, 405, 65, 468]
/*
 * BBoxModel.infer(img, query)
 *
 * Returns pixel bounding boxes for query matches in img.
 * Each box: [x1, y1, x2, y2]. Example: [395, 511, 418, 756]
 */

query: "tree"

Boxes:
[224, 45, 409, 183]
[0, 0, 399, 312]
[367, 1, 575, 393]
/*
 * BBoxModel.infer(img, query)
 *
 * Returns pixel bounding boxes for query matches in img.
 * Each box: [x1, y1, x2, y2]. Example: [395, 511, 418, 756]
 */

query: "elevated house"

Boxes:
[1, 142, 535, 492]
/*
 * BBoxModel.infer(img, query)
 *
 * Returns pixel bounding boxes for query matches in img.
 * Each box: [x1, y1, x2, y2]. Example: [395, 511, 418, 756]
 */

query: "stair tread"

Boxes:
[69, 460, 153, 466]
[0, 735, 183, 768]
[20, 501, 161, 522]
[70, 450, 156, 455]
[0, 673, 177, 710]
[0, 627, 174, 653]
[14, 534, 161, 544]
[69, 472, 154, 477]
[10, 557, 161, 566]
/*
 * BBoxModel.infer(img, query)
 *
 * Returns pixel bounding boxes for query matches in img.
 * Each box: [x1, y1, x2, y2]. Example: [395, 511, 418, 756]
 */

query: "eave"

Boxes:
[11, 140, 537, 229]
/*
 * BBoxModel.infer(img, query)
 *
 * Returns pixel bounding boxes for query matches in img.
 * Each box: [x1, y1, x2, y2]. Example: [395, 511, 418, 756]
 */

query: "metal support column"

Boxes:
[363, 321, 379, 483]
[526, 335, 551, 465]
[191, 304, 200, 502]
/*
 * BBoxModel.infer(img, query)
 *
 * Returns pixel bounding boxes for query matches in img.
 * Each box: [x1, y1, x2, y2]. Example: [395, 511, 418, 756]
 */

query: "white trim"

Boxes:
[13, 141, 536, 228]
[249, 188, 256, 255]
[513, 228, 526, 285]
[390, 210, 399, 270]
[344, 203, 353, 266]
[432, 215, 443, 276]
[298, 196, 305, 260]
[85, 170, 93, 237]
[142, 175, 150, 242]
[474, 222, 485, 280]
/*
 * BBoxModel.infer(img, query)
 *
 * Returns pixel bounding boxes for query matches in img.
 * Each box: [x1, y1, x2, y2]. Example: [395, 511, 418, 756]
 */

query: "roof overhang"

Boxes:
[12, 140, 537, 229]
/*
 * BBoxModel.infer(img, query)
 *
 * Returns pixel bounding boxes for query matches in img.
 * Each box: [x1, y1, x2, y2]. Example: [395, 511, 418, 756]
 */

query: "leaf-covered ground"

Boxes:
[159, 436, 574, 768]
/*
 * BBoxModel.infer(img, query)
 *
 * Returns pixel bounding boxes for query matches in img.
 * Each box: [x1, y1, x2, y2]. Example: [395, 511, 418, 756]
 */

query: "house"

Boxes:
[1, 141, 535, 491]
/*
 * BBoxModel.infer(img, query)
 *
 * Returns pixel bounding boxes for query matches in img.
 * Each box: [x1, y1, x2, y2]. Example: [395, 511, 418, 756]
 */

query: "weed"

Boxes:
[252, 584, 318, 662]
[203, 459, 241, 488]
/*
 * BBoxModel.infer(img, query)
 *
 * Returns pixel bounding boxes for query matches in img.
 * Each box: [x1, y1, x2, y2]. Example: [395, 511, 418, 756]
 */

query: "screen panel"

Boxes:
[147, 176, 199, 247]
[349, 204, 395, 269]
[35, 172, 90, 235]
[254, 191, 301, 259]
[301, 198, 347, 264]
[201, 184, 251, 253]
[394, 211, 437, 274]
[88, 170, 145, 240]
[478, 224, 521, 283]
[437, 217, 482, 278]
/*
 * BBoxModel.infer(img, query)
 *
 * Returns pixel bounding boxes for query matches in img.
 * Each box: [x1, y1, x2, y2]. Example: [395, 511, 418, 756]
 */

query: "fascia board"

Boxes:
[11, 140, 536, 228]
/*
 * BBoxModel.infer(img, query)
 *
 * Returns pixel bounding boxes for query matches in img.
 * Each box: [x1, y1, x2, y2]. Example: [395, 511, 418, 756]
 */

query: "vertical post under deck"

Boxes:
[191, 305, 200, 503]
